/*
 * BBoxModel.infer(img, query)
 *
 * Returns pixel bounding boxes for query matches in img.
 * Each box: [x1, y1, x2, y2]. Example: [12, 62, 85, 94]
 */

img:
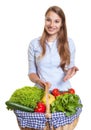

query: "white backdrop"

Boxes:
[0, 0, 91, 129]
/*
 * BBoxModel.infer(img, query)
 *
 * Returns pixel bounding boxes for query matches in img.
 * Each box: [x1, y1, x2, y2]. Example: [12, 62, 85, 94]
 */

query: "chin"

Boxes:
[47, 31, 57, 35]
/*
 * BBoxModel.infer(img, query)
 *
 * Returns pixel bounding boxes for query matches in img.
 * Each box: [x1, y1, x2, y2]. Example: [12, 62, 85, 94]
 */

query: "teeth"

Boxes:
[48, 27, 56, 31]
[48, 29, 55, 31]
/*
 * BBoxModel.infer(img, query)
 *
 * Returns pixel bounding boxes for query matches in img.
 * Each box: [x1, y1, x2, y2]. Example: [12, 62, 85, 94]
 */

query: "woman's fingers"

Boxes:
[36, 79, 51, 88]
[63, 73, 70, 81]
[63, 66, 79, 81]
[63, 69, 72, 81]
[45, 82, 52, 88]
[71, 66, 79, 77]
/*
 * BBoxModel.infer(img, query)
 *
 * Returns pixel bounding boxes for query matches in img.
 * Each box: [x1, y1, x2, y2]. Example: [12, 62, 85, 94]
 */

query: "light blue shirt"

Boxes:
[28, 37, 76, 91]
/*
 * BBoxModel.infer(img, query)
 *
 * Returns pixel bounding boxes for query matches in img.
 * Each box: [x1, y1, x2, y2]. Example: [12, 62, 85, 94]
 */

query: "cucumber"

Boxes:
[5, 101, 34, 112]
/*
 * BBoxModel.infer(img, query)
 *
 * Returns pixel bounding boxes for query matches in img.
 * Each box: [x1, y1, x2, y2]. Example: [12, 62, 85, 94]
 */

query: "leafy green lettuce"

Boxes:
[50, 93, 83, 116]
[8, 86, 44, 109]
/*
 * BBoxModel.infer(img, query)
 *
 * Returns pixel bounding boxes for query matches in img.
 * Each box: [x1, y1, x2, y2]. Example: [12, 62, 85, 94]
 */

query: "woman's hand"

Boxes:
[29, 73, 51, 88]
[63, 66, 79, 81]
[45, 82, 51, 88]
[36, 79, 51, 88]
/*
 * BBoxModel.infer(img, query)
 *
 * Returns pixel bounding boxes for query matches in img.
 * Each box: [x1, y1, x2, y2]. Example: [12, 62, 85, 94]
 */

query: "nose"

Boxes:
[50, 21, 54, 27]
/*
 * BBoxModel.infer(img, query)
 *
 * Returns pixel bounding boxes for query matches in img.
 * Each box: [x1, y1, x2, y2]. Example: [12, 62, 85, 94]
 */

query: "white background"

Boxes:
[0, 0, 91, 129]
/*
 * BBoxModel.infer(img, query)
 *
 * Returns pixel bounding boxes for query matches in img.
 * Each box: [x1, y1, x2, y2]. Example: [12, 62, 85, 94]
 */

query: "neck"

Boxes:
[47, 35, 58, 42]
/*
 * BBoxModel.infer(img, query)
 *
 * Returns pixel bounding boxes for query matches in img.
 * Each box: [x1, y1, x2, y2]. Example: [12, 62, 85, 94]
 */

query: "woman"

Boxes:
[28, 6, 78, 91]
[14, 6, 82, 130]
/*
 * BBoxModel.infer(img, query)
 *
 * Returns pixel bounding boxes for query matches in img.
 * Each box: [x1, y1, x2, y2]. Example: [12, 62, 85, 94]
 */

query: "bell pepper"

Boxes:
[34, 102, 46, 113]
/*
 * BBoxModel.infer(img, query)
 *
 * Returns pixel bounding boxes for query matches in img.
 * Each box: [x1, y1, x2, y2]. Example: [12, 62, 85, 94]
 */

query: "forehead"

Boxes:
[46, 11, 61, 20]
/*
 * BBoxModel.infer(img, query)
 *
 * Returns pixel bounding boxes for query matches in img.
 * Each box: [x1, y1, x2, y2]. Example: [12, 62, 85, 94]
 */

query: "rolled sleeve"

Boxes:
[28, 42, 37, 74]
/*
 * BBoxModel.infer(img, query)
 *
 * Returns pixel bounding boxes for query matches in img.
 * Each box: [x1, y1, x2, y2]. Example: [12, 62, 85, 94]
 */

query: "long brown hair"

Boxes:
[40, 6, 70, 71]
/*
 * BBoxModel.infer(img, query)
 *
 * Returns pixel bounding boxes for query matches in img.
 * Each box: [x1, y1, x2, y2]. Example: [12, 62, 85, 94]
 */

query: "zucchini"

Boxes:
[5, 101, 34, 112]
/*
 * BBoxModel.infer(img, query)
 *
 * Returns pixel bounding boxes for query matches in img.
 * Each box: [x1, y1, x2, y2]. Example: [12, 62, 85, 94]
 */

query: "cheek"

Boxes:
[45, 22, 50, 27]
[57, 24, 62, 30]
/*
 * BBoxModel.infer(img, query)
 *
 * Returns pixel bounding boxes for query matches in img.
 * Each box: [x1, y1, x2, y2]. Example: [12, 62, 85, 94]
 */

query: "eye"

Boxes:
[55, 20, 60, 23]
[45, 18, 51, 22]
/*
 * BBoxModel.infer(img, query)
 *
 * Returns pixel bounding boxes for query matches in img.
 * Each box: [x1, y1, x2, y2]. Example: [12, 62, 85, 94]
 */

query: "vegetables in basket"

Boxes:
[5, 101, 34, 112]
[50, 93, 83, 116]
[5, 86, 44, 111]
[41, 93, 55, 104]
[34, 102, 46, 113]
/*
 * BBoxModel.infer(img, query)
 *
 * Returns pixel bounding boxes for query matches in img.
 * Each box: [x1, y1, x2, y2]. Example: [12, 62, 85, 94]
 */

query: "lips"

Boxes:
[47, 27, 56, 32]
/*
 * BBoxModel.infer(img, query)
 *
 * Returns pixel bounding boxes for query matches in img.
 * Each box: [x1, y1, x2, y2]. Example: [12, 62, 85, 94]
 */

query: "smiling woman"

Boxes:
[28, 6, 79, 91]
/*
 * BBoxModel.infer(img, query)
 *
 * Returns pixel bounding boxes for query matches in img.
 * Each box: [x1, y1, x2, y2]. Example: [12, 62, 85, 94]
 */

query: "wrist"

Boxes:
[35, 79, 45, 88]
[35, 79, 41, 84]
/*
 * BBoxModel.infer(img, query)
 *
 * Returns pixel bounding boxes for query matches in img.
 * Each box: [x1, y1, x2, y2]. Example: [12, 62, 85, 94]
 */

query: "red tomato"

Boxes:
[68, 88, 75, 94]
[52, 88, 60, 97]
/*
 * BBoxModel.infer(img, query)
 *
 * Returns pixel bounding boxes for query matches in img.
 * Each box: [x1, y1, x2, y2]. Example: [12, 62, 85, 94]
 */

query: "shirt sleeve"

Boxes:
[28, 41, 37, 74]
[68, 38, 76, 69]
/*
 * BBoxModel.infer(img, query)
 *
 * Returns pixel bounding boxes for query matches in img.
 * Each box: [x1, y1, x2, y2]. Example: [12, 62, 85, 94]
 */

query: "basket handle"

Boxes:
[45, 84, 51, 118]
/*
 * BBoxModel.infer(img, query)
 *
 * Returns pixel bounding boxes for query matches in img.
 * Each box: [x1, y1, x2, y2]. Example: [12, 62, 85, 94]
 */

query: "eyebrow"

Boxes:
[45, 17, 61, 20]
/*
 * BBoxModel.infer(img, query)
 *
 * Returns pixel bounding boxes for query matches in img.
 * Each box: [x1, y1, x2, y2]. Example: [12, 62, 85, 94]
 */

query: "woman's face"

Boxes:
[45, 11, 62, 37]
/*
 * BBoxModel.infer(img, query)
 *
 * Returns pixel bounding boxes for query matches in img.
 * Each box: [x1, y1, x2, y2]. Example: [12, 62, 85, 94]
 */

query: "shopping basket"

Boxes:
[14, 86, 82, 130]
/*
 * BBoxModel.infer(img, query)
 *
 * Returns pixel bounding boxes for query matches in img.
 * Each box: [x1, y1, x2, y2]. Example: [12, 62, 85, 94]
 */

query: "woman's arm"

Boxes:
[28, 73, 40, 84]
[63, 39, 79, 81]
[28, 40, 51, 88]
[28, 73, 51, 88]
